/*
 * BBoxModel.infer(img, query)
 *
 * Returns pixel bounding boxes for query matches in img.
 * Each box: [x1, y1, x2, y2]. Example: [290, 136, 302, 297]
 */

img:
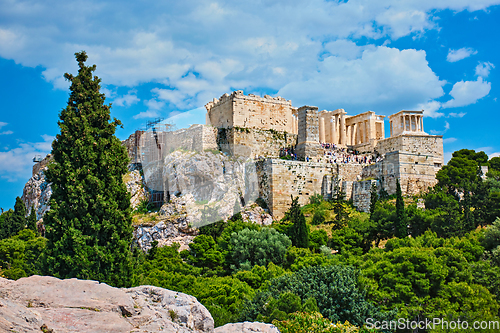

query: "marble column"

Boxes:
[340, 114, 346, 145]
[319, 115, 325, 143]
[330, 115, 336, 144]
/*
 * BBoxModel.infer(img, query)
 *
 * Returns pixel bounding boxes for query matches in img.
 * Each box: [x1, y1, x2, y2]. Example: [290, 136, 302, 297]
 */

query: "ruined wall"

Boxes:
[352, 180, 379, 213]
[206, 91, 294, 133]
[259, 159, 364, 219]
[217, 127, 297, 158]
[296, 106, 322, 160]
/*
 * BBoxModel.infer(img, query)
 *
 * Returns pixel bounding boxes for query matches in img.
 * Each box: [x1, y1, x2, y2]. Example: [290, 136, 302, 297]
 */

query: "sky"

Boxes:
[1, 0, 500, 210]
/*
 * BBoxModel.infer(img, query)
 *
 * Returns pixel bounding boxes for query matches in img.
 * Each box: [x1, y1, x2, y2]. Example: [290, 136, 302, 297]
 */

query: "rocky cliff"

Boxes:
[0, 275, 279, 333]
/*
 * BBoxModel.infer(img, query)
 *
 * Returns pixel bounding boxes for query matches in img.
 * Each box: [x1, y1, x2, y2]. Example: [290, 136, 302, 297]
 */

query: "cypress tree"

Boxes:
[1, 197, 26, 239]
[287, 196, 309, 248]
[369, 182, 379, 216]
[27, 205, 38, 235]
[42, 51, 133, 287]
[395, 179, 406, 238]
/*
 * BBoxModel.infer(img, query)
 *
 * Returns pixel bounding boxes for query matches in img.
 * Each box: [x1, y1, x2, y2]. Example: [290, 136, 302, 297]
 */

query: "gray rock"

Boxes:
[0, 275, 214, 333]
[215, 322, 280, 333]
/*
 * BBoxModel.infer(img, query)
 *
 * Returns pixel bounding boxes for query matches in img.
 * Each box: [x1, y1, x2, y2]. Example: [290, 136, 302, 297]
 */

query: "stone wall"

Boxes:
[258, 159, 365, 218]
[296, 106, 322, 160]
[217, 127, 297, 158]
[205, 90, 295, 133]
[352, 180, 379, 213]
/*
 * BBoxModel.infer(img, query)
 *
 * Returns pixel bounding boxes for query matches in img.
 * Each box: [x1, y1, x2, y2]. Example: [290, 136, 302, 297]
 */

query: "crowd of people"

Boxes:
[278, 143, 382, 165]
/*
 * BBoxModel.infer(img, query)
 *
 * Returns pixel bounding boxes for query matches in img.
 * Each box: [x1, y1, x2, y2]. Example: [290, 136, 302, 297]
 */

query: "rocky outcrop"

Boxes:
[215, 322, 280, 333]
[22, 165, 148, 219]
[22, 168, 52, 221]
[240, 204, 274, 226]
[159, 150, 260, 227]
[124, 170, 149, 209]
[0, 275, 214, 333]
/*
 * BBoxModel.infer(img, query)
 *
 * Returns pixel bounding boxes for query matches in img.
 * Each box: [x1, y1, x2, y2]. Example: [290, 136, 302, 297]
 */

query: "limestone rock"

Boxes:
[0, 275, 214, 333]
[161, 150, 259, 227]
[124, 169, 149, 209]
[215, 322, 280, 333]
[21, 169, 51, 221]
[240, 204, 274, 226]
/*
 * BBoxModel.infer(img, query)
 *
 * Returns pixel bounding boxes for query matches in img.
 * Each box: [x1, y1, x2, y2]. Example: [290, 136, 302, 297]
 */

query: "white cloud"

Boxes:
[448, 112, 466, 118]
[279, 46, 445, 113]
[418, 100, 444, 118]
[475, 61, 495, 77]
[0, 131, 13, 135]
[430, 121, 450, 135]
[443, 137, 457, 144]
[446, 47, 477, 62]
[442, 77, 491, 108]
[0, 0, 499, 115]
[113, 90, 140, 107]
[0, 122, 7, 129]
[491, 152, 500, 158]
[0, 135, 53, 182]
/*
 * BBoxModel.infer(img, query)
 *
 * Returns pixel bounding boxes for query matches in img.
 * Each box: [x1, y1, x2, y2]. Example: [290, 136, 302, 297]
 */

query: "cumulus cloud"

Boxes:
[0, 135, 54, 182]
[446, 47, 477, 62]
[0, 0, 499, 115]
[279, 46, 445, 113]
[442, 77, 491, 108]
[418, 100, 444, 118]
[491, 152, 500, 158]
[113, 90, 140, 107]
[475, 61, 495, 77]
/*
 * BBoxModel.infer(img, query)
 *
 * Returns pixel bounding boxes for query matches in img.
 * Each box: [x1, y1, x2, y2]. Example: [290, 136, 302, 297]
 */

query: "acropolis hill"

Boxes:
[124, 90, 444, 219]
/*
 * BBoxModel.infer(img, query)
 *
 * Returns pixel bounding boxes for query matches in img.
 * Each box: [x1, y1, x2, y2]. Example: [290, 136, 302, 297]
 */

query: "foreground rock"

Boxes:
[0, 275, 213, 333]
[215, 322, 280, 333]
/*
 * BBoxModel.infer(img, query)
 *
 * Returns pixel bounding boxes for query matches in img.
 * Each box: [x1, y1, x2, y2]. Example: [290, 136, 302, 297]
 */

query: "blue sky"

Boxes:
[1, 0, 500, 210]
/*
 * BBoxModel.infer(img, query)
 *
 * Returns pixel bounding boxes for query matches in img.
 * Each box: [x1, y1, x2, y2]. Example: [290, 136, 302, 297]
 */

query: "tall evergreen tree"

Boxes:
[0, 197, 26, 239]
[286, 196, 309, 248]
[395, 179, 406, 238]
[42, 51, 133, 287]
[369, 182, 379, 216]
[27, 205, 38, 235]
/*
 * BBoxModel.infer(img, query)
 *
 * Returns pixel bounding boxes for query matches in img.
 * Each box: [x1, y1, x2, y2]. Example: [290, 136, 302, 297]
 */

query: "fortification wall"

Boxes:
[259, 159, 365, 218]
[217, 127, 297, 158]
[206, 91, 294, 133]
[352, 180, 379, 213]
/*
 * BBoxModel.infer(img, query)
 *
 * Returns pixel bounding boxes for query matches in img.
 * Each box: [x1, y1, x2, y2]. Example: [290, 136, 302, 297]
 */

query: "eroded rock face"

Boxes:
[125, 169, 149, 209]
[0, 275, 214, 333]
[214, 322, 280, 333]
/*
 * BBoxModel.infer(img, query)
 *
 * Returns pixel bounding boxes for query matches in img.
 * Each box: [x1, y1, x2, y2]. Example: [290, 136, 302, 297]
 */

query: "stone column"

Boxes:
[340, 112, 346, 146]
[330, 115, 336, 144]
[390, 120, 393, 137]
[319, 115, 325, 143]
[296, 106, 322, 160]
[364, 120, 369, 143]
[420, 116, 424, 132]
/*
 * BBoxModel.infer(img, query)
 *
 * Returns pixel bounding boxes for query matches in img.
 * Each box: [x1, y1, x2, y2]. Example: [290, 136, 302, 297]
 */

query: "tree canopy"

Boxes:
[42, 51, 133, 287]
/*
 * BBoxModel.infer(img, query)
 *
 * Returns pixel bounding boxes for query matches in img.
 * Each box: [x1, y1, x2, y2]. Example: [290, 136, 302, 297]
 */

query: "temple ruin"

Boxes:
[123, 90, 444, 218]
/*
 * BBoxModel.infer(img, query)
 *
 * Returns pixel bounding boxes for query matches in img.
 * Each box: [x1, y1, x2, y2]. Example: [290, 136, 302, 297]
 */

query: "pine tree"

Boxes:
[286, 196, 309, 248]
[395, 179, 406, 238]
[42, 51, 133, 287]
[0, 197, 26, 239]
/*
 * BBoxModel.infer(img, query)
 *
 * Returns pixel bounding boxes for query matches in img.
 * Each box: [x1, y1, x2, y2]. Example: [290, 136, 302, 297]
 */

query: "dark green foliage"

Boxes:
[42, 51, 133, 287]
[198, 220, 227, 242]
[436, 156, 479, 193]
[181, 234, 225, 275]
[0, 197, 27, 240]
[490, 156, 500, 172]
[309, 193, 323, 205]
[0, 229, 46, 279]
[240, 265, 391, 326]
[452, 148, 489, 166]
[329, 227, 364, 255]
[27, 206, 38, 235]
[255, 197, 269, 210]
[330, 181, 349, 228]
[347, 230, 499, 327]
[311, 209, 326, 225]
[369, 201, 397, 246]
[286, 196, 309, 248]
[369, 183, 378, 215]
[308, 229, 328, 252]
[229, 228, 291, 271]
[395, 179, 406, 238]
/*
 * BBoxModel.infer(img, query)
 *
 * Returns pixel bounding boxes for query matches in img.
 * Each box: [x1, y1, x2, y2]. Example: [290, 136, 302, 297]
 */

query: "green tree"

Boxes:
[369, 182, 378, 216]
[27, 206, 38, 235]
[229, 228, 291, 271]
[0, 197, 27, 240]
[42, 51, 133, 287]
[395, 179, 406, 238]
[452, 148, 489, 166]
[286, 196, 309, 248]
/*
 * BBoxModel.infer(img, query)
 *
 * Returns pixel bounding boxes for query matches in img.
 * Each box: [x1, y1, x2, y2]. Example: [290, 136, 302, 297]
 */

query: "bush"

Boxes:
[229, 228, 291, 271]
